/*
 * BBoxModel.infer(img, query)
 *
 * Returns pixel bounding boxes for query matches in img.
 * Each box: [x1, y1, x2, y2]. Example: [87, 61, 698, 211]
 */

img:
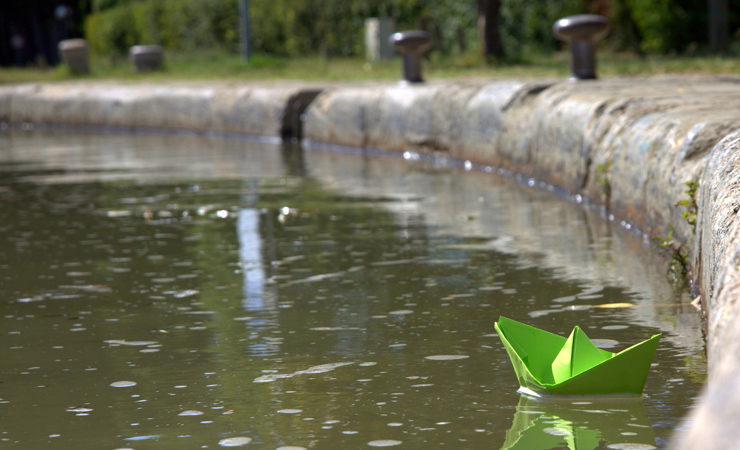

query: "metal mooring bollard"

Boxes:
[553, 14, 609, 80]
[388, 30, 432, 83]
[129, 45, 164, 72]
[58, 39, 90, 75]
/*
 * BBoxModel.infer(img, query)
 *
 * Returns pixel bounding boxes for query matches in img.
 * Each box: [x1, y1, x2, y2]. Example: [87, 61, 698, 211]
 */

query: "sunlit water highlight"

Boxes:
[0, 131, 705, 449]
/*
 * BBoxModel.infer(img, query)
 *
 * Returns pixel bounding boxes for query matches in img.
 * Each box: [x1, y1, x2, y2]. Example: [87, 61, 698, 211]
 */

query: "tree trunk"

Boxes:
[708, 0, 728, 53]
[478, 0, 504, 59]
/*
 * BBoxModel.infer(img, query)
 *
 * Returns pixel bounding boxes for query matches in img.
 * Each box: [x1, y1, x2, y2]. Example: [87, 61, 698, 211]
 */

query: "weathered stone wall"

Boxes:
[673, 130, 740, 449]
[0, 81, 322, 139]
[3, 77, 740, 447]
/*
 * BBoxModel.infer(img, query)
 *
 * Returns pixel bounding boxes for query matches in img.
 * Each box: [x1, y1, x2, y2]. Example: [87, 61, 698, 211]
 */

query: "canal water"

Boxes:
[0, 131, 704, 449]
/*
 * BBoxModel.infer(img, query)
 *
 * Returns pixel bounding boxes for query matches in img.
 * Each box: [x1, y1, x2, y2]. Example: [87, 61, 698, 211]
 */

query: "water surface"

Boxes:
[0, 131, 704, 449]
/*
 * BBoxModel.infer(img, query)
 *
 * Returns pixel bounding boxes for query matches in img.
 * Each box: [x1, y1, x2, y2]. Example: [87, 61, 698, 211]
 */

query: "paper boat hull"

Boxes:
[495, 317, 661, 396]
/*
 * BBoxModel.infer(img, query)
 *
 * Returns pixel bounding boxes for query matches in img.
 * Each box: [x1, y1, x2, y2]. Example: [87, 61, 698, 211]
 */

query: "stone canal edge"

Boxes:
[2, 77, 739, 448]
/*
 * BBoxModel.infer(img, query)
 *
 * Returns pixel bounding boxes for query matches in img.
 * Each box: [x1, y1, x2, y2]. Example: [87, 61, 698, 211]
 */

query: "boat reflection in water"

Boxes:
[501, 393, 656, 450]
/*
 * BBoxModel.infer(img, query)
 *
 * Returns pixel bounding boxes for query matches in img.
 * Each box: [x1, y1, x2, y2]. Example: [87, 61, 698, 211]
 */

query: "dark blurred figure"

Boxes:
[1, 1, 90, 67]
[11, 30, 27, 66]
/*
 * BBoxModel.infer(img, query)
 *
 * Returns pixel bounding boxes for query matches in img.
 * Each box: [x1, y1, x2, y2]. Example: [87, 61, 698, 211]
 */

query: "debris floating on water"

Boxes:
[253, 362, 354, 383]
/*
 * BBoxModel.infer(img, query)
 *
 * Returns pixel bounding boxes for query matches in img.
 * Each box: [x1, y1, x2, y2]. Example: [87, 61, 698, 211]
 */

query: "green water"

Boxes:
[0, 131, 704, 449]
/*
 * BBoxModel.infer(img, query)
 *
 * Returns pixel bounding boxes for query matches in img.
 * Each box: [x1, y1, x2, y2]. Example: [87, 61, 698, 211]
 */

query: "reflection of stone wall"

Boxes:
[0, 132, 284, 183]
[301, 149, 702, 356]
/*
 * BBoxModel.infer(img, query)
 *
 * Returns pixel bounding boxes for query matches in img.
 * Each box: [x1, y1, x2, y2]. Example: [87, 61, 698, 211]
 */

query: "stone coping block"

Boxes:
[0, 82, 323, 139]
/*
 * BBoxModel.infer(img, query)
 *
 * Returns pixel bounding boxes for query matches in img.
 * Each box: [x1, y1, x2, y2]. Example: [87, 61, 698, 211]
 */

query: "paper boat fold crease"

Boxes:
[495, 316, 661, 396]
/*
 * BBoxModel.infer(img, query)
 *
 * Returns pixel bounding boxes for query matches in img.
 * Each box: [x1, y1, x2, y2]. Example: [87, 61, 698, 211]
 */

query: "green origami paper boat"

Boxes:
[495, 317, 661, 396]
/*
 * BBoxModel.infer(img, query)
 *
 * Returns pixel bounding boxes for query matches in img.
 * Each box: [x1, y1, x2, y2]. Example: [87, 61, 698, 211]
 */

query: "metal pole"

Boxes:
[708, 0, 729, 53]
[239, 0, 251, 60]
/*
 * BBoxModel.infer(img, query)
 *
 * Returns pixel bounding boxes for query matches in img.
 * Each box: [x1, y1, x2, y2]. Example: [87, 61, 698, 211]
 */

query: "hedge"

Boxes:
[84, 0, 726, 58]
[85, 0, 239, 56]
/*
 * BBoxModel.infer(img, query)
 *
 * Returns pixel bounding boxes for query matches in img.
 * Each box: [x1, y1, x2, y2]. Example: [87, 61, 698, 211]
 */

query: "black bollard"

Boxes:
[388, 30, 432, 83]
[553, 14, 609, 81]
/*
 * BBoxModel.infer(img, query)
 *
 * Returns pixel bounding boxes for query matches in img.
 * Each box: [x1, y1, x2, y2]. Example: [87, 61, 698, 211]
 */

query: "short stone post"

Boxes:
[129, 45, 164, 72]
[388, 30, 432, 83]
[365, 18, 395, 61]
[553, 14, 609, 80]
[58, 39, 90, 75]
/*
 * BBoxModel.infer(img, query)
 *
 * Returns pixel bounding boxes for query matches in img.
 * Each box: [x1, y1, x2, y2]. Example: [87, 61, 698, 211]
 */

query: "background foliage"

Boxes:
[84, 0, 740, 58]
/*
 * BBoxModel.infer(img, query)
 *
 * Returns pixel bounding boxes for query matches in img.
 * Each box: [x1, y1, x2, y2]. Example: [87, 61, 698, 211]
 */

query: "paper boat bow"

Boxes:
[495, 317, 661, 396]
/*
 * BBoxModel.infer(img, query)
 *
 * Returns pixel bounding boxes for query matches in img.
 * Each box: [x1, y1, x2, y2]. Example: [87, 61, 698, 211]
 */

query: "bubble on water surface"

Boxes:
[277, 447, 307, 450]
[152, 278, 176, 283]
[310, 327, 364, 331]
[66, 407, 93, 413]
[606, 444, 657, 450]
[218, 437, 252, 447]
[552, 295, 576, 303]
[178, 410, 204, 416]
[359, 362, 377, 367]
[591, 339, 620, 349]
[603, 325, 629, 330]
[110, 381, 137, 388]
[424, 355, 469, 361]
[368, 440, 402, 447]
[543, 427, 572, 436]
[389, 310, 413, 315]
[277, 409, 302, 414]
[174, 289, 199, 298]
[105, 340, 158, 346]
[124, 435, 161, 441]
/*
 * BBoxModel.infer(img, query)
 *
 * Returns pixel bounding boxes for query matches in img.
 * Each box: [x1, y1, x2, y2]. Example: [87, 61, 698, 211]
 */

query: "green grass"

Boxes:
[3, 48, 740, 85]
